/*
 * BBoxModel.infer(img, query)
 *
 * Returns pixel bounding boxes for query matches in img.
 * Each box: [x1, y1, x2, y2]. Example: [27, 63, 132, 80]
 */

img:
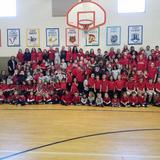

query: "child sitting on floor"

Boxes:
[112, 93, 120, 107]
[95, 93, 103, 107]
[120, 92, 129, 107]
[88, 91, 95, 106]
[81, 94, 88, 105]
[103, 93, 111, 106]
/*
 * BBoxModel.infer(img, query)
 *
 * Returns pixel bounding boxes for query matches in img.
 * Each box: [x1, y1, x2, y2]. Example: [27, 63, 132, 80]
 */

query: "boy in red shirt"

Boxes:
[19, 94, 26, 106]
[129, 92, 139, 107]
[146, 78, 156, 104]
[27, 91, 35, 104]
[138, 93, 147, 107]
[126, 77, 136, 95]
[35, 92, 43, 104]
[61, 90, 72, 105]
[72, 93, 81, 105]
[44, 92, 52, 104]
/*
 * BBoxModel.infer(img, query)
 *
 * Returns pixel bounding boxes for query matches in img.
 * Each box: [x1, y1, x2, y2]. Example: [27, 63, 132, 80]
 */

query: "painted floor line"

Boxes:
[0, 150, 160, 158]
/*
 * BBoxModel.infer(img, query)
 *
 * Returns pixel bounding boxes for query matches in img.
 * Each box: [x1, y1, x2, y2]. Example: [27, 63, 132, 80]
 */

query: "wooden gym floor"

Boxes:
[0, 105, 160, 160]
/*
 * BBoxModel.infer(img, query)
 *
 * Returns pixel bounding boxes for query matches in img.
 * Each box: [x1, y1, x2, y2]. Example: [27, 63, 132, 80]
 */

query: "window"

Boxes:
[118, 0, 145, 13]
[0, 0, 16, 17]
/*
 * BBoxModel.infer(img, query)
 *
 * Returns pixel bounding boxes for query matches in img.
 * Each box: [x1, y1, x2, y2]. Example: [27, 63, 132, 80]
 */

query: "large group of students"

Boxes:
[0, 45, 160, 107]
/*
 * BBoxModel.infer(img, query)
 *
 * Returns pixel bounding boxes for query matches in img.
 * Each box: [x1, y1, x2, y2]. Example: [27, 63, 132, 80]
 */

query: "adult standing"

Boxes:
[8, 56, 17, 75]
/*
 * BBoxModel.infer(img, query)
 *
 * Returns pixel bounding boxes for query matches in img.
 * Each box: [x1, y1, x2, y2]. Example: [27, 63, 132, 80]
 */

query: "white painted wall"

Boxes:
[0, 0, 160, 57]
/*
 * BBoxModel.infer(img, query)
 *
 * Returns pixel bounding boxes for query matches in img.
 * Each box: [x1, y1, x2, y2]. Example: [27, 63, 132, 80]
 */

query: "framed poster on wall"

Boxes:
[85, 28, 100, 46]
[7, 28, 20, 47]
[26, 28, 40, 47]
[46, 28, 60, 47]
[106, 26, 121, 46]
[66, 28, 79, 47]
[128, 25, 143, 45]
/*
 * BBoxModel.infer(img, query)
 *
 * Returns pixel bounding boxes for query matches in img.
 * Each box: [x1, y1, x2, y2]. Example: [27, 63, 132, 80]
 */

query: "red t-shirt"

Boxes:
[145, 82, 155, 90]
[0, 95, 5, 101]
[155, 82, 160, 92]
[121, 97, 129, 104]
[138, 95, 146, 104]
[115, 80, 125, 90]
[71, 83, 79, 93]
[136, 81, 146, 91]
[94, 79, 102, 90]
[76, 70, 84, 82]
[108, 81, 115, 91]
[72, 96, 81, 103]
[48, 50, 55, 61]
[103, 97, 111, 104]
[27, 95, 35, 102]
[112, 98, 119, 104]
[148, 67, 157, 80]
[37, 52, 43, 61]
[60, 82, 67, 90]
[61, 94, 72, 104]
[130, 96, 139, 104]
[88, 77, 95, 88]
[126, 81, 135, 90]
[101, 80, 108, 92]
[17, 52, 24, 63]
[31, 52, 37, 61]
[35, 95, 43, 102]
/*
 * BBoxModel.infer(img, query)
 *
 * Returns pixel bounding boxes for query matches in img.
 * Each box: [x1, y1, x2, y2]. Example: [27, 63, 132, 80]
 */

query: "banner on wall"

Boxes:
[7, 28, 20, 47]
[85, 28, 100, 46]
[46, 28, 60, 47]
[26, 28, 40, 47]
[128, 25, 143, 45]
[66, 28, 79, 47]
[106, 26, 121, 46]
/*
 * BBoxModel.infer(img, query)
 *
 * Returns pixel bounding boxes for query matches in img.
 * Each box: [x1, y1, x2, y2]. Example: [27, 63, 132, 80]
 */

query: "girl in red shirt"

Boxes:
[88, 73, 95, 92]
[111, 94, 120, 107]
[138, 93, 147, 107]
[120, 92, 129, 107]
[94, 75, 102, 93]
[103, 93, 111, 106]
[108, 76, 115, 99]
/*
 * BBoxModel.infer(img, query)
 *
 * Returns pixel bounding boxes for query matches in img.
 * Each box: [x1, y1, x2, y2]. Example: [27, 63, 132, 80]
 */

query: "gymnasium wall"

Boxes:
[0, 0, 160, 59]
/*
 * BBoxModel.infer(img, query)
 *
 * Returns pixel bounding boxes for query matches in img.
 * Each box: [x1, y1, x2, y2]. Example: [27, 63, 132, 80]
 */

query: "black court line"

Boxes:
[0, 108, 160, 113]
[0, 128, 160, 160]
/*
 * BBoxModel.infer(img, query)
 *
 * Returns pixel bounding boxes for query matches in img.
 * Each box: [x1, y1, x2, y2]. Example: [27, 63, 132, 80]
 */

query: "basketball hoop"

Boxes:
[78, 19, 93, 31]
[67, 1, 106, 31]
